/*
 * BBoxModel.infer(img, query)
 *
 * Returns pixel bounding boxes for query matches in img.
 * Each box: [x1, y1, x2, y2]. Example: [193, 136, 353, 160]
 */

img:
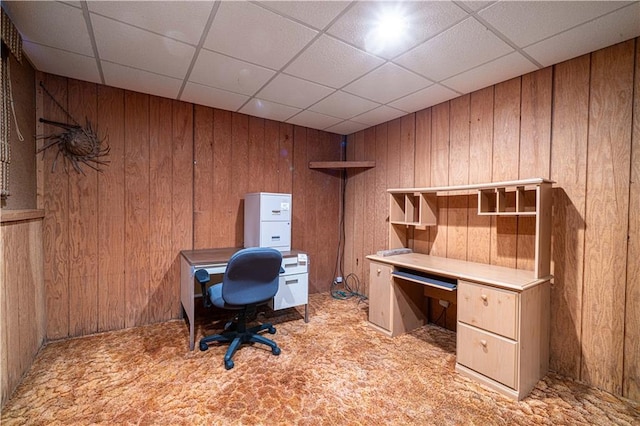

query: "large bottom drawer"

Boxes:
[270, 273, 308, 310]
[457, 322, 518, 389]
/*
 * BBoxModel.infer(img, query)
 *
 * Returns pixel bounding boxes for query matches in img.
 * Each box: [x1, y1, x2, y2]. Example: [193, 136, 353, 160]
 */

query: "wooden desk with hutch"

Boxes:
[366, 178, 553, 400]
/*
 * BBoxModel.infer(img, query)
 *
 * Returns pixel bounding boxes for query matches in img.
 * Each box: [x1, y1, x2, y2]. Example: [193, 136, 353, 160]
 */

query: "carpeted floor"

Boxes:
[2, 293, 639, 425]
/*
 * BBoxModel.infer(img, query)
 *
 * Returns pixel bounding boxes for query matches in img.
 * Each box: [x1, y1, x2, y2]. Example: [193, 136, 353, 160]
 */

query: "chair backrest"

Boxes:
[222, 247, 283, 306]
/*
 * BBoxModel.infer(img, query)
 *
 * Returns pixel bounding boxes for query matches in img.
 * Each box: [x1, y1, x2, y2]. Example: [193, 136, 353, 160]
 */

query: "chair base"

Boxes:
[199, 322, 281, 370]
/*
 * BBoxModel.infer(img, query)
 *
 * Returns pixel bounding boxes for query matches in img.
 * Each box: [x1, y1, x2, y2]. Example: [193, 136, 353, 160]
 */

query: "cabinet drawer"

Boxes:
[271, 273, 308, 310]
[458, 280, 518, 339]
[457, 323, 517, 389]
[258, 194, 291, 221]
[281, 255, 307, 275]
[260, 221, 291, 248]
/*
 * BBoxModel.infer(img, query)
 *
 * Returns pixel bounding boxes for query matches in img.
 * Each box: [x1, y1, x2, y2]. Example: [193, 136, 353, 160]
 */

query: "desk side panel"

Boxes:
[180, 256, 194, 324]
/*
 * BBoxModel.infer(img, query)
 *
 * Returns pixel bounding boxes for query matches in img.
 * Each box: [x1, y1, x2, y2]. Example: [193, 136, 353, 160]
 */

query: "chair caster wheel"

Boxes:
[272, 346, 281, 356]
[268, 326, 276, 334]
[199, 342, 209, 351]
[225, 360, 234, 370]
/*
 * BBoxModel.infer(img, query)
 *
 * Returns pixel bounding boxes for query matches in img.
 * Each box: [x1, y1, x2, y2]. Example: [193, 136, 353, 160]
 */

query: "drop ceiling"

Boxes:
[3, 1, 639, 135]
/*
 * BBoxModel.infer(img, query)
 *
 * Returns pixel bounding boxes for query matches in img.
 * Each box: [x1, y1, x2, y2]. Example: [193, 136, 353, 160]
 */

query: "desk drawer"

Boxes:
[271, 273, 308, 310]
[281, 255, 308, 275]
[458, 280, 518, 340]
[457, 323, 517, 389]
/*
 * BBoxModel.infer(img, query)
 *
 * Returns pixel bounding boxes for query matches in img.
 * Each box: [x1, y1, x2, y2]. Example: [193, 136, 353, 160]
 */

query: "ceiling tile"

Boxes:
[190, 49, 275, 96]
[257, 74, 334, 109]
[286, 110, 342, 131]
[461, 1, 495, 12]
[204, 1, 318, 70]
[395, 17, 513, 82]
[343, 63, 432, 104]
[389, 84, 458, 113]
[257, 1, 351, 30]
[442, 52, 537, 94]
[240, 99, 301, 122]
[23, 41, 100, 84]
[325, 120, 370, 135]
[351, 105, 406, 126]
[327, 0, 468, 59]
[524, 2, 640, 67]
[309, 91, 380, 120]
[88, 1, 214, 45]
[284, 35, 384, 89]
[3, 1, 93, 55]
[479, 1, 630, 48]
[92, 15, 195, 79]
[180, 82, 249, 112]
[102, 62, 182, 99]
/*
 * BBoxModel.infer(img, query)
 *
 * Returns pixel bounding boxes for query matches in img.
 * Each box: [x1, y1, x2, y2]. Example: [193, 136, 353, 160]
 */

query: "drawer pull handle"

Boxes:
[285, 279, 298, 285]
[377, 268, 381, 275]
[272, 210, 281, 215]
[480, 339, 487, 347]
[271, 236, 281, 241]
[480, 294, 488, 302]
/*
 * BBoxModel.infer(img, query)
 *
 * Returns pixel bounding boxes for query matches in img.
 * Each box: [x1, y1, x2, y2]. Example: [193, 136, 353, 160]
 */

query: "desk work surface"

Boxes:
[181, 247, 304, 267]
[366, 253, 549, 291]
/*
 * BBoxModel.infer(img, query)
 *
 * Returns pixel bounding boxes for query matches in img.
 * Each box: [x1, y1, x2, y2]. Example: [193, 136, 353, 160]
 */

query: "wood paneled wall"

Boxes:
[1, 215, 45, 407]
[343, 39, 639, 400]
[38, 74, 342, 341]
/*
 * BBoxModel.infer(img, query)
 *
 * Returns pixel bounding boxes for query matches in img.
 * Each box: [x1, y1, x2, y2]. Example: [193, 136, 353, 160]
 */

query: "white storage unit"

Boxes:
[270, 252, 309, 312]
[244, 192, 291, 251]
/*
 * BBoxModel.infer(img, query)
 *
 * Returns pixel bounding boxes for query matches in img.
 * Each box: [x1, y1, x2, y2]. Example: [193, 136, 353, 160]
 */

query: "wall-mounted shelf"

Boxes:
[309, 161, 375, 169]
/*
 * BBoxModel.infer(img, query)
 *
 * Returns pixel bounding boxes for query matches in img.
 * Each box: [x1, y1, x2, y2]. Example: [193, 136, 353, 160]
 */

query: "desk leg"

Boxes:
[304, 304, 309, 323]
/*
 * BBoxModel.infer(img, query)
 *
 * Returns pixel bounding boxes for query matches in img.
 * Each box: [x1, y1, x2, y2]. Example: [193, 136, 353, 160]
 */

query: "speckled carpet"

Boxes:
[2, 293, 639, 425]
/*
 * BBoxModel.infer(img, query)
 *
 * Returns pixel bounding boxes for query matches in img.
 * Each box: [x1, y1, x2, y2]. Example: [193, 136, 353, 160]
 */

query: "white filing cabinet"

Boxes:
[244, 192, 291, 251]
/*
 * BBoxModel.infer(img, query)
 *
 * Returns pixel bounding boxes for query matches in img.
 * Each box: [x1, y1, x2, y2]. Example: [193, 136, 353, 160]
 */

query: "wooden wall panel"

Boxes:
[362, 126, 377, 289]
[625, 38, 640, 401]
[42, 74, 69, 340]
[291, 126, 308, 254]
[67, 79, 99, 336]
[549, 54, 590, 379]
[518, 68, 552, 271]
[148, 97, 173, 323]
[313, 132, 341, 292]
[413, 109, 431, 254]
[124, 91, 150, 327]
[1, 218, 44, 408]
[97, 85, 125, 333]
[447, 96, 470, 261]
[430, 103, 449, 257]
[232, 114, 250, 247]
[278, 123, 294, 195]
[248, 116, 266, 193]
[374, 123, 389, 253]
[212, 110, 233, 247]
[171, 100, 194, 318]
[491, 78, 521, 268]
[263, 120, 280, 193]
[467, 87, 493, 264]
[343, 134, 356, 283]
[193, 105, 214, 249]
[582, 40, 634, 395]
[351, 131, 366, 284]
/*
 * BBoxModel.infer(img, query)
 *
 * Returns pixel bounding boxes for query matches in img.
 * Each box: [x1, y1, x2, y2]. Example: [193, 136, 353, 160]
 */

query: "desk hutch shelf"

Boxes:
[387, 178, 553, 279]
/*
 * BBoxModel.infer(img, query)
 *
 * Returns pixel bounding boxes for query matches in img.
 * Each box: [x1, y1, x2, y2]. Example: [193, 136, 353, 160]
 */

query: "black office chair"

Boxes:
[197, 247, 283, 370]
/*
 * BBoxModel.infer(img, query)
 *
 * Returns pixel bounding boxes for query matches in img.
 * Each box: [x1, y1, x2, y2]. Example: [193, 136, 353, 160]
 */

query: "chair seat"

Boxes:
[208, 284, 243, 310]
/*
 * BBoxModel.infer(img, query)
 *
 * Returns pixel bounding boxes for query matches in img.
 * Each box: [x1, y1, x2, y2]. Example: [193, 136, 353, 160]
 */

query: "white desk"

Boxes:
[180, 247, 309, 350]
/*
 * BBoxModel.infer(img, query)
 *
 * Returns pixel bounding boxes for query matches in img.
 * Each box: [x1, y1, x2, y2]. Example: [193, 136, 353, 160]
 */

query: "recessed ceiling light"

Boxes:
[366, 5, 409, 54]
